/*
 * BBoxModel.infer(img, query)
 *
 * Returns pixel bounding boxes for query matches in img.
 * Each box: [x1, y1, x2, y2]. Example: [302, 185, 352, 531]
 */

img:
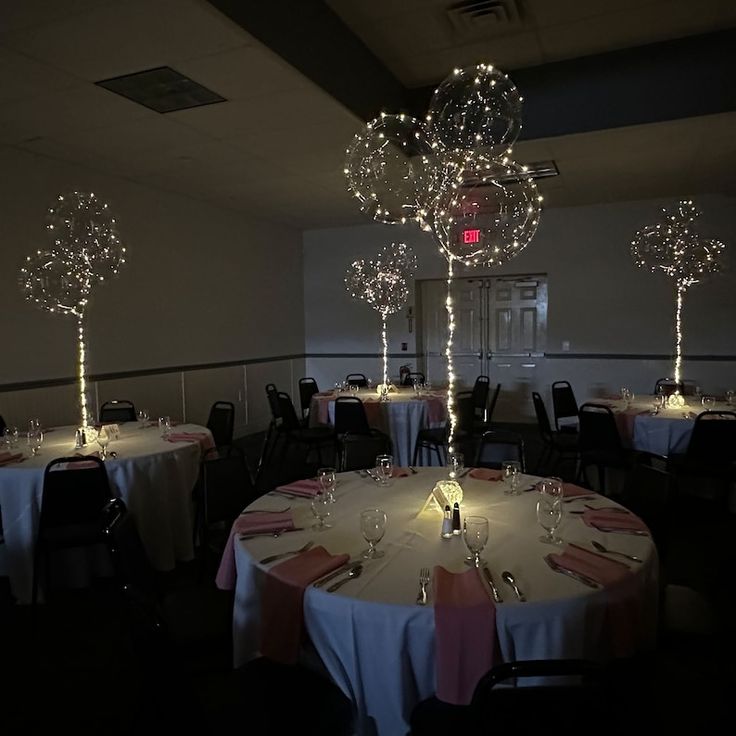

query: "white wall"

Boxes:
[0, 146, 305, 435]
[303, 195, 736, 420]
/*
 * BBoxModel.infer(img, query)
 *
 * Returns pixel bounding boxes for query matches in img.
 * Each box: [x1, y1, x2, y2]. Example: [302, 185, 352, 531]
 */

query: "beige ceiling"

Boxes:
[0, 0, 734, 230]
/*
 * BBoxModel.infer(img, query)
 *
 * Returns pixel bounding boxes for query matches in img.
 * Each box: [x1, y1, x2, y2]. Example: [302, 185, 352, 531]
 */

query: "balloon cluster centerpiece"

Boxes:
[631, 200, 726, 406]
[344, 63, 543, 451]
[19, 191, 127, 441]
[345, 242, 417, 399]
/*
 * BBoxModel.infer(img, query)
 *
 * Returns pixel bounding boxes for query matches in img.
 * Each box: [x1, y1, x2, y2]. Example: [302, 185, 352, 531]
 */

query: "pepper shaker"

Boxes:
[452, 502, 461, 535]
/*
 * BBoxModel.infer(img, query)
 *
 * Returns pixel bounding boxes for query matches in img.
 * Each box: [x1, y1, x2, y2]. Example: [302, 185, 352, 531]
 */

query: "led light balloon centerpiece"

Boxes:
[631, 200, 726, 407]
[344, 64, 543, 470]
[19, 191, 127, 442]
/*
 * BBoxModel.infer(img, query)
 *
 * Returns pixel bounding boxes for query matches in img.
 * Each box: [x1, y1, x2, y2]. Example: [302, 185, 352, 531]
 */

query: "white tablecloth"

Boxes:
[230, 468, 658, 736]
[0, 422, 209, 604]
[310, 388, 447, 466]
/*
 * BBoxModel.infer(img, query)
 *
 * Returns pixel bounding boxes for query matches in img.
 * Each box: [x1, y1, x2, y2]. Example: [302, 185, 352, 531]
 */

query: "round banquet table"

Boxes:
[310, 387, 447, 466]
[230, 468, 659, 736]
[0, 421, 211, 604]
[594, 396, 734, 456]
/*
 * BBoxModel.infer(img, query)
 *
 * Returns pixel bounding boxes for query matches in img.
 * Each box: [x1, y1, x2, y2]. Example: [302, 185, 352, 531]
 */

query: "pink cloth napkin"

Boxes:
[562, 483, 595, 498]
[261, 546, 350, 664]
[583, 509, 649, 533]
[548, 543, 630, 587]
[468, 467, 502, 481]
[165, 432, 215, 453]
[391, 467, 410, 478]
[215, 512, 296, 590]
[433, 566, 499, 705]
[275, 478, 322, 497]
[0, 451, 24, 466]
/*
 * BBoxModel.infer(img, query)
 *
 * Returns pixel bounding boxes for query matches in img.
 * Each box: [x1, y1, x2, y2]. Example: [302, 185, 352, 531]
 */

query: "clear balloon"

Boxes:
[344, 113, 447, 225]
[426, 63, 523, 160]
[47, 191, 126, 283]
[345, 258, 409, 316]
[631, 200, 726, 285]
[19, 249, 91, 316]
[430, 155, 543, 266]
[376, 241, 418, 276]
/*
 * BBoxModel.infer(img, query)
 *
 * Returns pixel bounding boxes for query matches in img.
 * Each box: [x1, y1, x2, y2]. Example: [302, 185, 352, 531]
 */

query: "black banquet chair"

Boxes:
[345, 373, 368, 388]
[333, 396, 391, 471]
[275, 391, 334, 466]
[33, 455, 125, 605]
[401, 371, 426, 387]
[531, 391, 578, 475]
[551, 381, 578, 433]
[298, 377, 320, 423]
[413, 391, 475, 466]
[206, 400, 235, 450]
[99, 399, 137, 423]
[474, 430, 526, 471]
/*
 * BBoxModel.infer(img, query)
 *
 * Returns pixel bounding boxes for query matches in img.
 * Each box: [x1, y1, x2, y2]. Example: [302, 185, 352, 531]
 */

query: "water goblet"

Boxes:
[375, 454, 393, 486]
[538, 476, 563, 502]
[360, 508, 387, 559]
[27, 428, 43, 456]
[137, 409, 150, 427]
[158, 416, 172, 437]
[502, 460, 522, 496]
[367, 378, 373, 389]
[29, 418, 41, 432]
[447, 451, 465, 482]
[310, 491, 333, 530]
[317, 466, 337, 503]
[536, 497, 563, 545]
[726, 390, 735, 407]
[8, 426, 19, 448]
[463, 515, 489, 567]
[97, 426, 111, 460]
[702, 395, 716, 410]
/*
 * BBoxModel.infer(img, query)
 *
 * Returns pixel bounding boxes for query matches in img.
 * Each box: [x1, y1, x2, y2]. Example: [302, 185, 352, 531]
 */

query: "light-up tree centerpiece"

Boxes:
[345, 242, 417, 399]
[19, 191, 127, 441]
[631, 200, 726, 407]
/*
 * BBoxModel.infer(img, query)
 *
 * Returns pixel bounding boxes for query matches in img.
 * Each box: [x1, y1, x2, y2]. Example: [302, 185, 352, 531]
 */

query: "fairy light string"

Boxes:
[445, 258, 457, 454]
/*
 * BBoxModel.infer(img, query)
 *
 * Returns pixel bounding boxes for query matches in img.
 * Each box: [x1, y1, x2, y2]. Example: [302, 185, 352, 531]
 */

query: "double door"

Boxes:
[418, 275, 547, 421]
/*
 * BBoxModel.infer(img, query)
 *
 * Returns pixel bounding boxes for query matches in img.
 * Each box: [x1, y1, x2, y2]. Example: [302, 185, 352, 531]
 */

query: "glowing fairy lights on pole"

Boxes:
[19, 191, 127, 437]
[631, 200, 726, 403]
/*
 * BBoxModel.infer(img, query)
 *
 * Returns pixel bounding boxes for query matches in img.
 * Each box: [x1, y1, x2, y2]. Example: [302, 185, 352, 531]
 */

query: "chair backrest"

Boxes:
[551, 381, 578, 430]
[486, 383, 502, 424]
[455, 391, 476, 434]
[298, 378, 319, 417]
[207, 401, 235, 447]
[265, 384, 281, 422]
[531, 391, 553, 441]
[338, 432, 393, 472]
[99, 399, 137, 423]
[622, 461, 672, 559]
[474, 430, 525, 471]
[578, 403, 621, 454]
[276, 392, 301, 431]
[687, 411, 736, 464]
[334, 396, 371, 435]
[401, 372, 426, 387]
[345, 373, 368, 388]
[472, 376, 490, 415]
[201, 446, 257, 525]
[41, 456, 114, 529]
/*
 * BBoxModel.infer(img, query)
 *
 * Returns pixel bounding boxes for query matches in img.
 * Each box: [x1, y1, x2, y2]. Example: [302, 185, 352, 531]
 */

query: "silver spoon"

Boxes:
[327, 564, 363, 592]
[591, 540, 643, 563]
[501, 570, 526, 602]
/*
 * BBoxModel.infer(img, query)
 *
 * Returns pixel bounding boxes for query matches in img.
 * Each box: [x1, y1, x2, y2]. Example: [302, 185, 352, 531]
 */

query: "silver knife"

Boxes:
[543, 555, 600, 588]
[313, 559, 361, 588]
[481, 566, 503, 603]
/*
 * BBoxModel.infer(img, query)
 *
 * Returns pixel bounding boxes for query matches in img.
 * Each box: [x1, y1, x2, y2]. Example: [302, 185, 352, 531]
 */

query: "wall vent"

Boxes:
[446, 0, 524, 36]
[462, 160, 559, 187]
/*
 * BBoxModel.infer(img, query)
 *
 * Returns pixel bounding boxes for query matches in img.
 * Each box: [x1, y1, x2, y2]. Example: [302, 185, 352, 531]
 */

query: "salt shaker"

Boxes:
[440, 505, 453, 539]
[452, 502, 461, 535]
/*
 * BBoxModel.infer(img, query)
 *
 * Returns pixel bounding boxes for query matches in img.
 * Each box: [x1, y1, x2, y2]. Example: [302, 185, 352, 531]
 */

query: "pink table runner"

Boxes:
[468, 467, 502, 481]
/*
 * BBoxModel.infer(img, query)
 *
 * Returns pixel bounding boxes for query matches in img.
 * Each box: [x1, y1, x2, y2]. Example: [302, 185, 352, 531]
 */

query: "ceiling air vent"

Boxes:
[462, 160, 560, 187]
[446, 0, 524, 36]
[95, 66, 226, 113]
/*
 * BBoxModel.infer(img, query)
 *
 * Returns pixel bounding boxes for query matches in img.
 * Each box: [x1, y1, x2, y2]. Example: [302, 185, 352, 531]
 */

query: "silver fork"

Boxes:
[416, 567, 430, 605]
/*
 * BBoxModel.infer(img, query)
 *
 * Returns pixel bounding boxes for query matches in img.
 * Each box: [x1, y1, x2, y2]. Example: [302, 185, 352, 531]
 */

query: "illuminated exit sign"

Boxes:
[463, 229, 480, 244]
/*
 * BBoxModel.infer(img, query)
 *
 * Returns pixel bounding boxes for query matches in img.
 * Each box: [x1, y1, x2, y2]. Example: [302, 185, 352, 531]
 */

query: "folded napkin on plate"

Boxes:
[468, 467, 502, 481]
[165, 432, 215, 453]
[548, 543, 630, 586]
[562, 483, 595, 498]
[583, 509, 648, 533]
[261, 546, 349, 664]
[391, 467, 411, 478]
[275, 478, 321, 497]
[215, 512, 296, 589]
[433, 566, 499, 705]
[0, 451, 24, 466]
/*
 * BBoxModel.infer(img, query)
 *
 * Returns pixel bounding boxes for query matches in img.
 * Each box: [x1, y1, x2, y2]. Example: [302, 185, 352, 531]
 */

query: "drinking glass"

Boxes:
[463, 515, 489, 567]
[726, 390, 735, 407]
[375, 454, 393, 486]
[137, 409, 150, 427]
[538, 476, 563, 503]
[502, 460, 522, 495]
[536, 497, 563, 545]
[360, 508, 387, 559]
[350, 384, 359, 397]
[4, 426, 19, 449]
[317, 466, 337, 503]
[310, 491, 333, 530]
[97, 426, 110, 460]
[158, 416, 171, 437]
[367, 378, 373, 389]
[2, 428, 11, 449]
[27, 428, 43, 456]
[29, 418, 41, 432]
[701, 395, 716, 409]
[448, 451, 465, 482]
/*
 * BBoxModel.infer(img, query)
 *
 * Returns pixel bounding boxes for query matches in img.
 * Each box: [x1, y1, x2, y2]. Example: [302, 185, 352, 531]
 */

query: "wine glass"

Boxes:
[158, 416, 171, 437]
[137, 409, 150, 427]
[360, 508, 387, 559]
[447, 451, 465, 482]
[375, 454, 393, 486]
[701, 395, 716, 410]
[463, 515, 489, 567]
[27, 428, 43, 456]
[502, 460, 522, 495]
[726, 390, 735, 407]
[97, 426, 110, 460]
[536, 497, 563, 545]
[538, 476, 563, 502]
[28, 418, 41, 432]
[310, 491, 333, 530]
[317, 466, 337, 503]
